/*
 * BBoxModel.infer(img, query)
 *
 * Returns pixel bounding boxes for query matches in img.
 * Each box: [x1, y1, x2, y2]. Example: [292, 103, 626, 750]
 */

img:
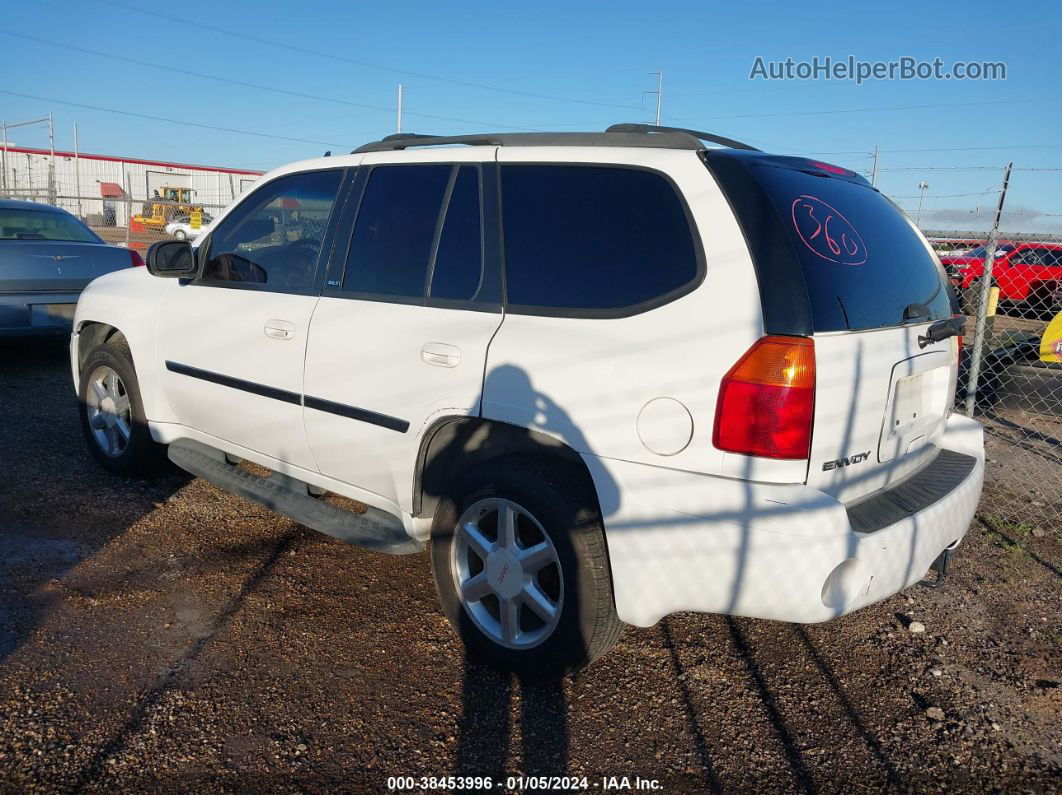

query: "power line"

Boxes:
[875, 166, 1005, 172]
[889, 189, 999, 199]
[94, 0, 646, 113]
[669, 98, 1036, 123]
[0, 89, 353, 148]
[0, 30, 541, 132]
[881, 143, 1062, 153]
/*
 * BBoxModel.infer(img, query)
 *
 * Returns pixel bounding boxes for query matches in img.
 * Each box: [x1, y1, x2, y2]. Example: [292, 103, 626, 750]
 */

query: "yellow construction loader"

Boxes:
[133, 186, 200, 230]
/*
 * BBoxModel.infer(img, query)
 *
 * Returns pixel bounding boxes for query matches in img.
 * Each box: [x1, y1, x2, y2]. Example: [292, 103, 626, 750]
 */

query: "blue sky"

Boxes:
[1, 0, 1060, 230]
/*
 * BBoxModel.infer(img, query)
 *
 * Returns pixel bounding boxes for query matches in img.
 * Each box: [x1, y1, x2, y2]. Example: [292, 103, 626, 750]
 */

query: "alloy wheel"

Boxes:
[451, 497, 563, 650]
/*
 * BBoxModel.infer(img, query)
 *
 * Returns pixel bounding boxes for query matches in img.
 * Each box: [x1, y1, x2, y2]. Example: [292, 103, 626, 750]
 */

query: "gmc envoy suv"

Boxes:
[71, 125, 983, 679]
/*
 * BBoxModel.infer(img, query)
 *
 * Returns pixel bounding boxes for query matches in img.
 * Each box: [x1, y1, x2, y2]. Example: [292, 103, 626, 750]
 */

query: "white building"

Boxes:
[0, 145, 263, 227]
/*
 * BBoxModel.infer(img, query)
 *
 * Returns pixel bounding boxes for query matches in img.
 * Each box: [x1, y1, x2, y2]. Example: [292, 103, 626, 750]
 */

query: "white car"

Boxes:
[164, 213, 213, 241]
[70, 125, 984, 679]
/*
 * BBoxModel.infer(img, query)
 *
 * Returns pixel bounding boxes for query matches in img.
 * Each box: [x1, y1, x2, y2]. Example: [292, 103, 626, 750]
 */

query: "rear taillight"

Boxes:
[129, 249, 145, 267]
[713, 336, 816, 459]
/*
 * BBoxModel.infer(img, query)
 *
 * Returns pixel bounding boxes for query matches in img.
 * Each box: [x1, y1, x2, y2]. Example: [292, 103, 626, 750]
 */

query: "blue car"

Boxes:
[0, 199, 142, 337]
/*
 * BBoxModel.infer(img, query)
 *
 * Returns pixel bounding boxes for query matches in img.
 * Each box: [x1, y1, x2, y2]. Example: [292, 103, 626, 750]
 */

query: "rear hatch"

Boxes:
[707, 151, 956, 504]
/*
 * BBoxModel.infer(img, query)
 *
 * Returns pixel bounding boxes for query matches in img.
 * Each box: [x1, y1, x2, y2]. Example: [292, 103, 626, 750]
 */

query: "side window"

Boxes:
[342, 165, 451, 299]
[1014, 247, 1053, 266]
[1012, 248, 1035, 265]
[429, 166, 484, 302]
[1032, 248, 1060, 267]
[202, 170, 342, 291]
[500, 165, 700, 312]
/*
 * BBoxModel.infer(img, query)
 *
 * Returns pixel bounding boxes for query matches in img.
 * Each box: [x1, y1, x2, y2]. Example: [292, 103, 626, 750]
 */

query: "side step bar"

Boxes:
[168, 439, 423, 556]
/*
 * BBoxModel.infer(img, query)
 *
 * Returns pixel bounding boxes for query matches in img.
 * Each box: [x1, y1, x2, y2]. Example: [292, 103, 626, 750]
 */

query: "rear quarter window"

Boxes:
[500, 165, 702, 315]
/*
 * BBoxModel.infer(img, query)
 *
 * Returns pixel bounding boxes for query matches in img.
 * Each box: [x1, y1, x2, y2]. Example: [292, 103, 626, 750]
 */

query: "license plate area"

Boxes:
[878, 352, 951, 463]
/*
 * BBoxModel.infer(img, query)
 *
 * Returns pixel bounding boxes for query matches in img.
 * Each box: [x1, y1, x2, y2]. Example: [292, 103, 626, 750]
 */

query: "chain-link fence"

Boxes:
[933, 224, 1062, 536]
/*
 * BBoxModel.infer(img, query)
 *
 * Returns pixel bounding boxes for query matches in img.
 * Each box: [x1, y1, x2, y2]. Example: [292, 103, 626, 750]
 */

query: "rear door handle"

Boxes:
[421, 342, 461, 368]
[264, 320, 296, 340]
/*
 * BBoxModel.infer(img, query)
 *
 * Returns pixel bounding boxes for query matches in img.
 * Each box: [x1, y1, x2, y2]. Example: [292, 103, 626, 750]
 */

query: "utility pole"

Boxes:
[915, 180, 929, 227]
[73, 123, 82, 219]
[397, 84, 403, 134]
[647, 69, 663, 125]
[964, 162, 1012, 415]
[870, 145, 879, 187]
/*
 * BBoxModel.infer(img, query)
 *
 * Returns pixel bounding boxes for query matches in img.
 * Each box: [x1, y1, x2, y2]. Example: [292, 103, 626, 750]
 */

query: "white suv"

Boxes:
[71, 125, 984, 679]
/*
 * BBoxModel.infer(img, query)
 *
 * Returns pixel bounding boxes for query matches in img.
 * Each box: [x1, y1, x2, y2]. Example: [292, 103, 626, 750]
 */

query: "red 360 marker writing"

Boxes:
[790, 194, 867, 266]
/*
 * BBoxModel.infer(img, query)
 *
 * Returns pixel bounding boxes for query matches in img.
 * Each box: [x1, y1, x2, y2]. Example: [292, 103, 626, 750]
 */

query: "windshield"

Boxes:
[0, 208, 101, 243]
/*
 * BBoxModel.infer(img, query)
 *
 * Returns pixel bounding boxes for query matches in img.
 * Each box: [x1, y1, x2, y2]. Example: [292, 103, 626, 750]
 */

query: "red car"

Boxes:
[942, 242, 1062, 311]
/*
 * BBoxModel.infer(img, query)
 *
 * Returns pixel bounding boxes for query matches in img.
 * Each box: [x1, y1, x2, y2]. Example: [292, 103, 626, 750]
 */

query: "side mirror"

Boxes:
[146, 240, 197, 278]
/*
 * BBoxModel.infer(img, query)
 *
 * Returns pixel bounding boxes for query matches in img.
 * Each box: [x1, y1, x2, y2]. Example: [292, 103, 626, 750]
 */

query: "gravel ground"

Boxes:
[0, 340, 1059, 793]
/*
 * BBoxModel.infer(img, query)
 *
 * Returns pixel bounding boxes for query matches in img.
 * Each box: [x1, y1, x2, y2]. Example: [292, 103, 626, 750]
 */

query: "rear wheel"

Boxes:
[78, 338, 168, 476]
[173, 228, 187, 241]
[430, 459, 621, 680]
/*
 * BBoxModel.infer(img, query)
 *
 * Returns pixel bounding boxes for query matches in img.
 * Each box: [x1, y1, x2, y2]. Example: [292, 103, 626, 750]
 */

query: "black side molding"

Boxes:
[304, 395, 409, 433]
[165, 361, 301, 405]
[847, 448, 977, 534]
[165, 360, 410, 433]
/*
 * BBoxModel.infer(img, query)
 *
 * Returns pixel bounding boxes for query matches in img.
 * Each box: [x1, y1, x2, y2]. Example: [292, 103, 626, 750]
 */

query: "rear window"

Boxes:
[0, 208, 99, 243]
[714, 156, 950, 331]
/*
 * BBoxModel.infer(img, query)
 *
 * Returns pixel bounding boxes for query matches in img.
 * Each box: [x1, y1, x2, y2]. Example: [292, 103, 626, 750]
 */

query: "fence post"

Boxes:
[124, 165, 132, 250]
[964, 162, 1012, 415]
[73, 123, 82, 220]
[1, 121, 6, 198]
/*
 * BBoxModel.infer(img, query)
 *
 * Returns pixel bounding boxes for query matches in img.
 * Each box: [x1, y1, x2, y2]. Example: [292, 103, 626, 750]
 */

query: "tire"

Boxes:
[78, 337, 168, 476]
[173, 229, 187, 241]
[430, 458, 622, 680]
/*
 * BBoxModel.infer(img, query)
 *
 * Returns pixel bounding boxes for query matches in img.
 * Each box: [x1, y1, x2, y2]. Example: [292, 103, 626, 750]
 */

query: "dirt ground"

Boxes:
[0, 341, 1058, 793]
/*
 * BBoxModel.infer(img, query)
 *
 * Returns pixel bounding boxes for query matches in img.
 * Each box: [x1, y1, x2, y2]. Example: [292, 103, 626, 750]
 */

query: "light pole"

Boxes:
[915, 180, 929, 227]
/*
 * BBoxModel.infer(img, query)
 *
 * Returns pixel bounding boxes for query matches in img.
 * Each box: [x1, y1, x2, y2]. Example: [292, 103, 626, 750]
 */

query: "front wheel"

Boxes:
[78, 338, 168, 476]
[173, 228, 187, 241]
[430, 459, 622, 680]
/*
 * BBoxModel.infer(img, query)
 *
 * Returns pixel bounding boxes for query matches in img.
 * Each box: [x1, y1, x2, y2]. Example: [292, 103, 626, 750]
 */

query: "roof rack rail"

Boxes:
[603, 123, 759, 152]
[351, 124, 761, 154]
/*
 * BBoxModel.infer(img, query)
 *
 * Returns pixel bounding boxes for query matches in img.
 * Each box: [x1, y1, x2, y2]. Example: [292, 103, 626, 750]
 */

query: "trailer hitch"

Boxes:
[920, 544, 958, 589]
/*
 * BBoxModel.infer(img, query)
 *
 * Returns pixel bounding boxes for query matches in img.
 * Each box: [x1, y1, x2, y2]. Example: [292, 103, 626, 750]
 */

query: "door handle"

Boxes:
[264, 320, 296, 341]
[420, 342, 461, 368]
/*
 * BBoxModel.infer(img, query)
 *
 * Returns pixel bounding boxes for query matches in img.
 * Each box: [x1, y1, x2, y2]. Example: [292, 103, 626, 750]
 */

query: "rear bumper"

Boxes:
[587, 413, 984, 627]
[0, 291, 80, 335]
[0, 325, 72, 338]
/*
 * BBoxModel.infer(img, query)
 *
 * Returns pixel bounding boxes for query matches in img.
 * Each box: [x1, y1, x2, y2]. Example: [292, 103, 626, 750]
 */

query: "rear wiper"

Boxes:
[902, 302, 931, 323]
[918, 316, 966, 349]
